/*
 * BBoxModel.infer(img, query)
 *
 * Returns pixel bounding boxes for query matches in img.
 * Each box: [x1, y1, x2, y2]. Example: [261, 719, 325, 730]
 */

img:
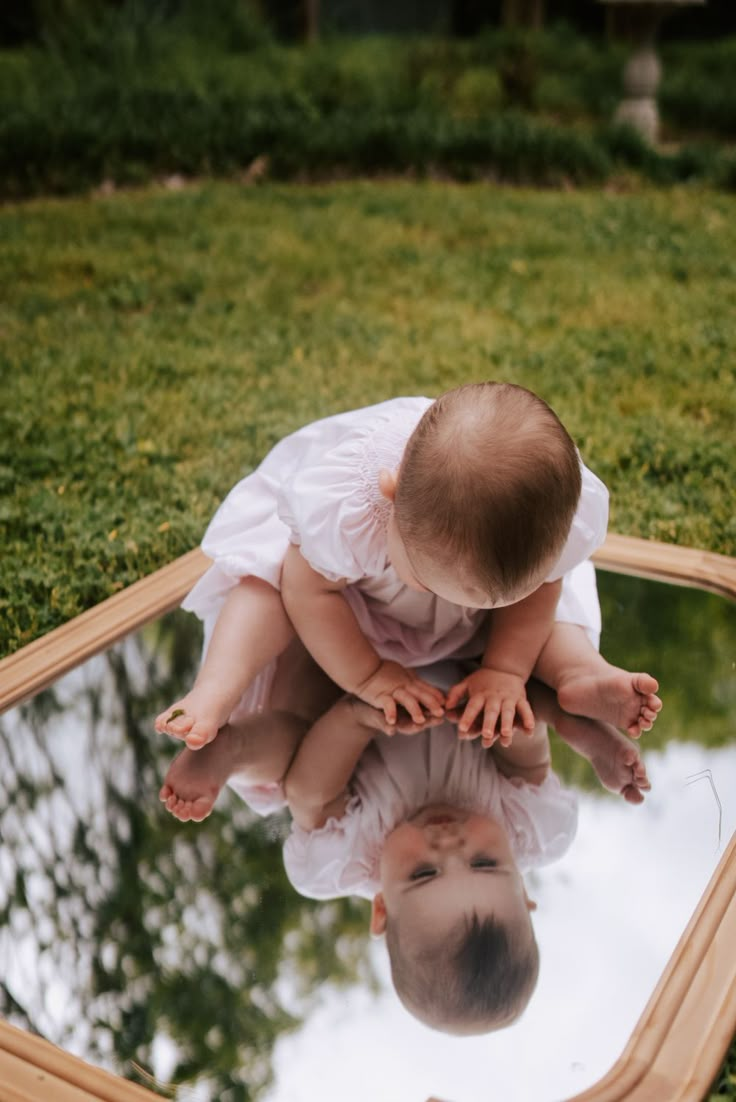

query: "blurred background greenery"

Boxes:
[0, 0, 735, 196]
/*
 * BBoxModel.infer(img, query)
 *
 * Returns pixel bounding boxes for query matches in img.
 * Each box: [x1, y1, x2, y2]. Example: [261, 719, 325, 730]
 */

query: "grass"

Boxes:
[2, 180, 735, 657]
[1, 177, 735, 1093]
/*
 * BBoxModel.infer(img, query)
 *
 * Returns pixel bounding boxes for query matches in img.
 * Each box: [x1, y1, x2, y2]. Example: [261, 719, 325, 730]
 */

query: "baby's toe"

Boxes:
[190, 797, 214, 822]
[184, 720, 217, 750]
[633, 673, 659, 695]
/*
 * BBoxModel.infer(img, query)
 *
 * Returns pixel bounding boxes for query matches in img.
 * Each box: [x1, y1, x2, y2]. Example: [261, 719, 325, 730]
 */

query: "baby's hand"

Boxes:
[356, 661, 445, 726]
[446, 668, 535, 748]
[347, 696, 445, 738]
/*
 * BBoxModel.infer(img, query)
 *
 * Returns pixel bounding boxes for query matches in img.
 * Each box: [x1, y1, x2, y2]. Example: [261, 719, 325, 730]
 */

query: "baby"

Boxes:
[285, 688, 550, 1035]
[160, 652, 650, 1035]
[156, 383, 661, 748]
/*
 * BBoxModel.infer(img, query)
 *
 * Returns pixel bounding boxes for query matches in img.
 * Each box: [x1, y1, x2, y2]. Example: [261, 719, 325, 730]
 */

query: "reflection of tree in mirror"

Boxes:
[551, 573, 736, 791]
[0, 611, 373, 1101]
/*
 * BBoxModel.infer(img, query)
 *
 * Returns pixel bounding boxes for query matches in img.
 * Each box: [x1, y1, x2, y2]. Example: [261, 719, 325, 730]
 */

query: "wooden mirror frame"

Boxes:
[2, 535, 736, 1102]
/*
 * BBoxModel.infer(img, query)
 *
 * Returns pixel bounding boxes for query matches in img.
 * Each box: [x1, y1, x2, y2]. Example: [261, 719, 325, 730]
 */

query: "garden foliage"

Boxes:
[0, 7, 734, 197]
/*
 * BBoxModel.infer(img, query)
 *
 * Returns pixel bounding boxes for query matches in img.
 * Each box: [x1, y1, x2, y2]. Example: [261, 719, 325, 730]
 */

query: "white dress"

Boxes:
[184, 396, 608, 712]
[281, 667, 577, 901]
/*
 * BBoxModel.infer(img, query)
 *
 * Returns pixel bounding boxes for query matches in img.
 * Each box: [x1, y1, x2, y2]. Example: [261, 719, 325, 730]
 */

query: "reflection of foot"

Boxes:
[557, 668, 662, 739]
[154, 687, 232, 750]
[553, 711, 651, 804]
[159, 729, 237, 821]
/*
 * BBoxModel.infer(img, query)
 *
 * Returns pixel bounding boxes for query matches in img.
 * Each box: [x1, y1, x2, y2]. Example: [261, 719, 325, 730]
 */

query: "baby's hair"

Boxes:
[395, 382, 582, 602]
[386, 912, 539, 1035]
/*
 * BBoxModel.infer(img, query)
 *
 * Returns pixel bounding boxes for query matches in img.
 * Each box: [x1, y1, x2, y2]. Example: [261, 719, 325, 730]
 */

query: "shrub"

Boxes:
[0, 26, 734, 197]
[660, 39, 736, 137]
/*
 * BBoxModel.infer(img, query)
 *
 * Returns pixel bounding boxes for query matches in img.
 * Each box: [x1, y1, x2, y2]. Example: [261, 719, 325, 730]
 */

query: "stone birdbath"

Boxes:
[599, 0, 706, 142]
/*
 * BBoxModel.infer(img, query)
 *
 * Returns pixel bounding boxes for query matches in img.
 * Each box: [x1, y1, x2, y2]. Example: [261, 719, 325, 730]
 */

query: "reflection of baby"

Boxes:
[161, 639, 649, 1034]
[284, 685, 556, 1035]
[162, 669, 566, 1034]
[155, 384, 660, 753]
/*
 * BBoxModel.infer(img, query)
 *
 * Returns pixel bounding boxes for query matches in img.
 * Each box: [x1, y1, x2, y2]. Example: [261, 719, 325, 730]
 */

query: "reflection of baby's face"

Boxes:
[375, 805, 535, 941]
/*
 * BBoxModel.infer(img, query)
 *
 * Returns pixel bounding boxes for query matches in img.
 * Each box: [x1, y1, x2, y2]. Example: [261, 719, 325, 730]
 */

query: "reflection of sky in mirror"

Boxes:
[1, 574, 735, 1102]
[264, 745, 736, 1102]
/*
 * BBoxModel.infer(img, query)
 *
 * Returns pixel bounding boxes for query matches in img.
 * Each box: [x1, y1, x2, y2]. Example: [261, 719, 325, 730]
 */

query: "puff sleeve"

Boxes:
[546, 461, 609, 582]
[498, 771, 579, 869]
[283, 796, 382, 900]
[276, 438, 387, 584]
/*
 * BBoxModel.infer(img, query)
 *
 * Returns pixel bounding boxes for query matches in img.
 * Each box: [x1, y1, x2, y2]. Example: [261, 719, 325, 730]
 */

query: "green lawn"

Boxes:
[2, 179, 735, 659]
[2, 178, 736, 1093]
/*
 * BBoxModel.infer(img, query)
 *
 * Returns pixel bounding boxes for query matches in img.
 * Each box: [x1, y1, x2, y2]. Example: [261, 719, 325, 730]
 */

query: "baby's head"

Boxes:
[370, 805, 538, 1035]
[387, 382, 582, 607]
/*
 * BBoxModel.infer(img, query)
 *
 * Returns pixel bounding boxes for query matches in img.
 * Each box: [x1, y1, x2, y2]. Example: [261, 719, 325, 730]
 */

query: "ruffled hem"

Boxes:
[498, 771, 578, 869]
[283, 794, 382, 900]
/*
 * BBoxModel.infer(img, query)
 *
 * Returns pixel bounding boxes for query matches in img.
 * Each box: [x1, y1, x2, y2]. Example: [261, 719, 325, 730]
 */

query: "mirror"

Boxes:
[1, 569, 735, 1102]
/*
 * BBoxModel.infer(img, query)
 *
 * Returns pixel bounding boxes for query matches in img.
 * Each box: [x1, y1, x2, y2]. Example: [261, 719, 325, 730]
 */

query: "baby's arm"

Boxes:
[490, 714, 551, 787]
[281, 544, 445, 724]
[284, 697, 373, 830]
[284, 696, 441, 829]
[446, 580, 561, 747]
[283, 696, 391, 829]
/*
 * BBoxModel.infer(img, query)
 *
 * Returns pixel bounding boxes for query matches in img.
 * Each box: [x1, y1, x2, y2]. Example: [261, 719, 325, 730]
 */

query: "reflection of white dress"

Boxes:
[282, 699, 578, 901]
[184, 396, 607, 711]
[226, 659, 579, 902]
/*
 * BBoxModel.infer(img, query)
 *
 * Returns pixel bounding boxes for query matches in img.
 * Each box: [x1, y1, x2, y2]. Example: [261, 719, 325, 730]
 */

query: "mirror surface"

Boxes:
[1, 572, 735, 1102]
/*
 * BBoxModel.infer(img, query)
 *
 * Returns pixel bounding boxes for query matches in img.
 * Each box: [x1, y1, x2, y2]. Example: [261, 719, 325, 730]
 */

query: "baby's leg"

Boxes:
[268, 635, 343, 724]
[527, 680, 651, 804]
[160, 710, 308, 822]
[532, 623, 661, 739]
[160, 638, 342, 821]
[155, 576, 295, 750]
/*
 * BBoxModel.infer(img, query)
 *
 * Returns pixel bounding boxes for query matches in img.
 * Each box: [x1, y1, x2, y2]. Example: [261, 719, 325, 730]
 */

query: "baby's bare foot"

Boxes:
[159, 730, 238, 822]
[155, 687, 233, 750]
[557, 668, 661, 739]
[553, 710, 651, 803]
[590, 728, 651, 804]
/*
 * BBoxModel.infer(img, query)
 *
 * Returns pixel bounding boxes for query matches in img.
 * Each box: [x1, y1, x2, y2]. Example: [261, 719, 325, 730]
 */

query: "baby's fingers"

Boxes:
[395, 712, 445, 735]
[516, 697, 535, 733]
[458, 694, 486, 736]
[481, 700, 501, 748]
[413, 682, 445, 718]
[379, 696, 398, 728]
[393, 689, 426, 726]
[496, 699, 517, 746]
[446, 679, 469, 712]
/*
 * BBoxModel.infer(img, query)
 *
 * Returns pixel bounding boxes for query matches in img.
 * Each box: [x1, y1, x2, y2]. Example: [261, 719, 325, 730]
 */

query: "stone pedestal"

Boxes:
[616, 44, 662, 142]
[599, 0, 706, 144]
